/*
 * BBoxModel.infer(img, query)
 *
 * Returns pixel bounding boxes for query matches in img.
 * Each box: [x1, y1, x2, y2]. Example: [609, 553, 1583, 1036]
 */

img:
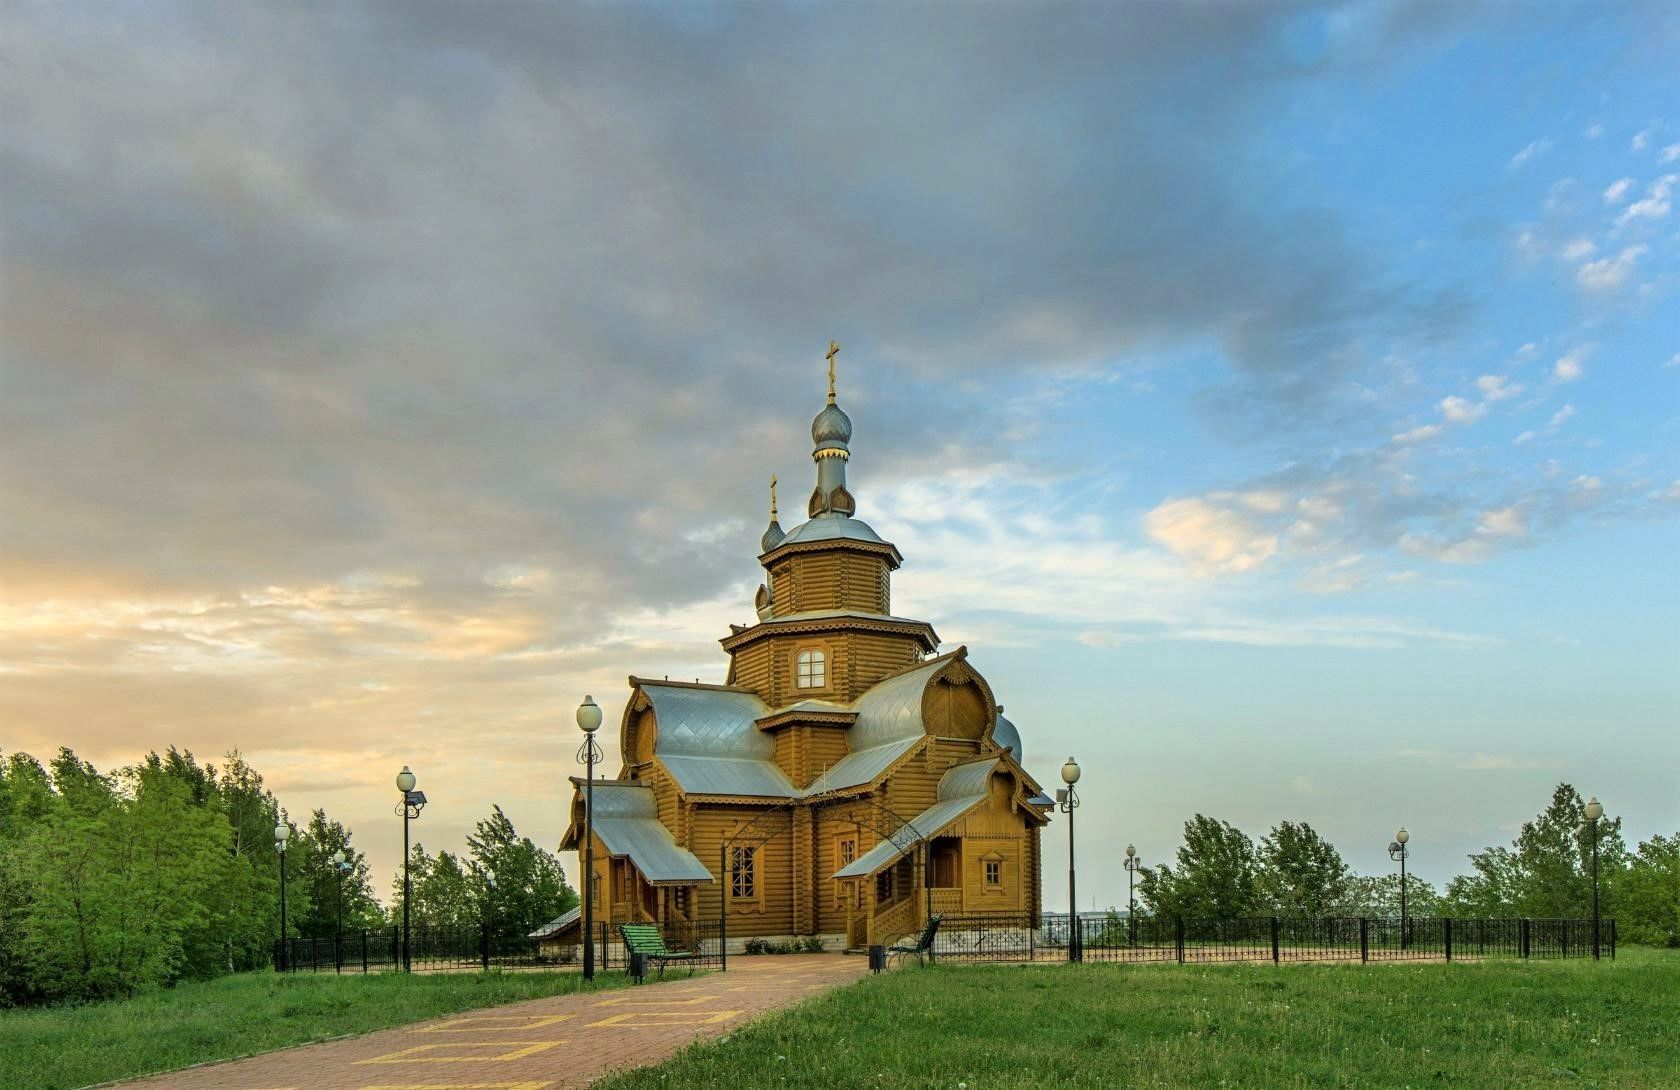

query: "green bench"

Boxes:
[618, 923, 699, 980]
[888, 914, 942, 968]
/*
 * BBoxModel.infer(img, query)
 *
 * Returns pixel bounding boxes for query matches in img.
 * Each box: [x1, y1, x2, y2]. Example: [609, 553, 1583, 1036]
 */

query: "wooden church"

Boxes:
[557, 347, 1051, 950]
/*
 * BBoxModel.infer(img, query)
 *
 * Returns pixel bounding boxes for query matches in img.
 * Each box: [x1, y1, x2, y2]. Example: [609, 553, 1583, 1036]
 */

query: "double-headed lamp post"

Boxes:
[1058, 757, 1081, 963]
[1584, 796, 1604, 960]
[332, 849, 350, 973]
[274, 815, 291, 972]
[577, 695, 604, 982]
[1124, 844, 1141, 943]
[1388, 826, 1410, 949]
[396, 766, 426, 972]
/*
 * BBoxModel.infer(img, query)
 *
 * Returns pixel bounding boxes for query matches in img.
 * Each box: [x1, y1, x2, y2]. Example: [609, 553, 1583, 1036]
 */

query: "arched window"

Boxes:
[796, 648, 826, 689]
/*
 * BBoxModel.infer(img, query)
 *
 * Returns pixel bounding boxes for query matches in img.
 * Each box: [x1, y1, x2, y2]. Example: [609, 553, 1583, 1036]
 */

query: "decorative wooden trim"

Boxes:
[720, 613, 939, 653]
[758, 535, 903, 569]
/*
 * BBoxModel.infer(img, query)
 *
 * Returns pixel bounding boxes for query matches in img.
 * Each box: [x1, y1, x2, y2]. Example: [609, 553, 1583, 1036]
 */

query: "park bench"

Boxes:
[888, 914, 942, 968]
[618, 922, 698, 980]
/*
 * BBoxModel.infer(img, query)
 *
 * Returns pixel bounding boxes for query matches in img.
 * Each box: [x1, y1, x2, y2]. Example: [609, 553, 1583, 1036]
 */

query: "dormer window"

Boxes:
[796, 648, 827, 689]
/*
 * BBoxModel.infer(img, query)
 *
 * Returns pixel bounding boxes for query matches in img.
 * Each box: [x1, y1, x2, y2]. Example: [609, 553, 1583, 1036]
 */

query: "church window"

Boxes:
[796, 648, 826, 689]
[730, 846, 757, 899]
[985, 860, 1002, 887]
[838, 837, 857, 866]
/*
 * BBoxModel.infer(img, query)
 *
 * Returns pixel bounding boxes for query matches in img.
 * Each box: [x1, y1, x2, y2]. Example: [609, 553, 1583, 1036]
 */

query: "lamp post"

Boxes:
[1584, 796, 1604, 960]
[396, 766, 426, 972]
[1124, 844, 1141, 946]
[332, 849, 349, 973]
[577, 695, 604, 982]
[274, 815, 291, 972]
[1058, 757, 1081, 963]
[1388, 827, 1410, 949]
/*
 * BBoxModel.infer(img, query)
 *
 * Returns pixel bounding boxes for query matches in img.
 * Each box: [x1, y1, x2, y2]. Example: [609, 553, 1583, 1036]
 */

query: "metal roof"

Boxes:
[832, 759, 1001, 879]
[587, 783, 715, 884]
[641, 681, 772, 760]
[528, 905, 580, 939]
[659, 755, 797, 798]
[848, 657, 949, 750]
[775, 513, 888, 547]
[801, 736, 921, 797]
[993, 713, 1022, 765]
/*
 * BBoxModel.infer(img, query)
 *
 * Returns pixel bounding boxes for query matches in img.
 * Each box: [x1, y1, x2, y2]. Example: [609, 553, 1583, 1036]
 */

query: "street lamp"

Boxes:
[396, 766, 426, 972]
[1388, 826, 1410, 949]
[577, 695, 604, 982]
[332, 849, 350, 973]
[1058, 757, 1081, 963]
[1584, 796, 1604, 960]
[1123, 844, 1141, 946]
[274, 814, 291, 972]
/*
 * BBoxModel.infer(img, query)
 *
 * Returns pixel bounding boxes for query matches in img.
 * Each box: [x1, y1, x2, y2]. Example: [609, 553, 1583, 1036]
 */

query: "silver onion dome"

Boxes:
[812, 402, 852, 448]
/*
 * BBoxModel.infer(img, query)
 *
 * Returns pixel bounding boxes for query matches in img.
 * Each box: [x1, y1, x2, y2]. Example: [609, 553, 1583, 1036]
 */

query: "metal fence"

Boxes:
[274, 917, 725, 975]
[930, 913, 1614, 965]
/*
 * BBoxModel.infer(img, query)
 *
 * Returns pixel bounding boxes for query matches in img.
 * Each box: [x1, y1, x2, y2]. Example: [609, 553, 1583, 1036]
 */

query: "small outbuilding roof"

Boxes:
[833, 758, 1002, 879]
[570, 781, 714, 885]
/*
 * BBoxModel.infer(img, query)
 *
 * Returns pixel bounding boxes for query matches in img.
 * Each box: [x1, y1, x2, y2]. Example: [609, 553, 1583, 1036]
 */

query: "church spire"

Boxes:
[760, 475, 784, 552]
[809, 340, 856, 518]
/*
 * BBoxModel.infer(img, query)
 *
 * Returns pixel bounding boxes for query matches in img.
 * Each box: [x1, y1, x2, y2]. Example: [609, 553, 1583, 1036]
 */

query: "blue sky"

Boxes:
[1, 1, 1675, 908]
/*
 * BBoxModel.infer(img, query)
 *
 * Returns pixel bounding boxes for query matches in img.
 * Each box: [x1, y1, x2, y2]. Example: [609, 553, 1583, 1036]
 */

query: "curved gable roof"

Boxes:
[639, 681, 772, 760]
[849, 657, 948, 750]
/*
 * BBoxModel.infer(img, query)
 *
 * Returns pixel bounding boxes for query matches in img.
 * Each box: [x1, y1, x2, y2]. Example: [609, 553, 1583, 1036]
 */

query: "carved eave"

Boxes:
[757, 534, 903, 570]
[755, 709, 858, 732]
[990, 751, 1052, 827]
[626, 676, 757, 694]
[719, 613, 939, 654]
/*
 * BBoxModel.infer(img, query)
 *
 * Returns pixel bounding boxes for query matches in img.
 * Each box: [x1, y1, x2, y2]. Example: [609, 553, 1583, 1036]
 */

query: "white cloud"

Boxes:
[1575, 245, 1646, 292]
[1603, 178, 1634, 204]
[1549, 404, 1576, 427]
[1559, 237, 1595, 261]
[1391, 423, 1443, 444]
[1508, 138, 1552, 168]
[1583, 122, 1604, 140]
[1616, 174, 1676, 228]
[1475, 374, 1523, 401]
[1439, 395, 1486, 424]
[1663, 143, 1680, 164]
[1478, 505, 1527, 538]
[1514, 403, 1574, 446]
[1631, 124, 1658, 152]
[1144, 497, 1278, 575]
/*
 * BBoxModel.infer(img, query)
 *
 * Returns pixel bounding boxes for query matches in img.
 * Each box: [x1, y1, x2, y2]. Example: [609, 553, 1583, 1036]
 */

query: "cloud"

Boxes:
[1392, 423, 1443, 444]
[1144, 497, 1279, 575]
[1559, 238, 1595, 261]
[1514, 403, 1575, 445]
[1663, 143, 1680, 164]
[1575, 246, 1646, 292]
[1508, 138, 1552, 168]
[1553, 352, 1586, 382]
[1475, 374, 1523, 401]
[1631, 124, 1659, 152]
[1439, 395, 1486, 424]
[1615, 173, 1676, 228]
[1602, 178, 1634, 204]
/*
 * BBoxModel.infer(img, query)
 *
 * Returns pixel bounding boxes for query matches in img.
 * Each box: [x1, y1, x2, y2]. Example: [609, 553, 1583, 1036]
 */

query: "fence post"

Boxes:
[1270, 917, 1279, 964]
[361, 930, 369, 974]
[1520, 918, 1530, 959]
[1174, 916, 1185, 964]
[391, 926, 399, 967]
[1609, 919, 1616, 960]
[1444, 918, 1452, 962]
[1359, 917, 1369, 964]
[481, 922, 490, 971]
[1478, 918, 1485, 958]
[1561, 920, 1568, 959]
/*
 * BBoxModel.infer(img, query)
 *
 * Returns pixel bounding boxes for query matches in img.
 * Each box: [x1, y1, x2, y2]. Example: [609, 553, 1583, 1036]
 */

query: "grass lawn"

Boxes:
[599, 948, 1679, 1089]
[0, 968, 632, 1090]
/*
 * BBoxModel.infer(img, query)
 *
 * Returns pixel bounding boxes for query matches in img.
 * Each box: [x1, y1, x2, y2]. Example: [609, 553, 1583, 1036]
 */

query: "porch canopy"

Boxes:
[562, 780, 714, 885]
[832, 758, 1000, 879]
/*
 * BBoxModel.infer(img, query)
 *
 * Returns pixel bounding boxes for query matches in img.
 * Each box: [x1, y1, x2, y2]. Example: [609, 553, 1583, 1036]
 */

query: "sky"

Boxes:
[2, 1, 1677, 913]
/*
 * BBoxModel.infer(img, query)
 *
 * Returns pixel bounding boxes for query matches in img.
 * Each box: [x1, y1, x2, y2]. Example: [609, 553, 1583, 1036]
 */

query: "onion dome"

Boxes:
[811, 402, 853, 449]
[760, 475, 785, 552]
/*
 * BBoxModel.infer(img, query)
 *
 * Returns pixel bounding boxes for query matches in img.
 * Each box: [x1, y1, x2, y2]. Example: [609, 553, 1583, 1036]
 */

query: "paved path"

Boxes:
[117, 954, 865, 1090]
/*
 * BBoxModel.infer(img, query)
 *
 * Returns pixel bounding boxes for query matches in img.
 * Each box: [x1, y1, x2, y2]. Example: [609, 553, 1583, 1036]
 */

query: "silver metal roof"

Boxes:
[832, 759, 1000, 879]
[801, 736, 921, 797]
[642, 682, 772, 760]
[659, 755, 797, 798]
[993, 714, 1022, 765]
[528, 905, 580, 939]
[774, 513, 888, 548]
[849, 657, 948, 750]
[588, 782, 715, 883]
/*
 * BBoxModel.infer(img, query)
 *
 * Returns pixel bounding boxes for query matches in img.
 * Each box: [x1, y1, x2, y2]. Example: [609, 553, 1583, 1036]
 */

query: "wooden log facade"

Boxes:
[558, 359, 1051, 950]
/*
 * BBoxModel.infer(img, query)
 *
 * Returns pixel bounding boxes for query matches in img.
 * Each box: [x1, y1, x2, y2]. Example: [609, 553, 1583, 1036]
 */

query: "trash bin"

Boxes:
[868, 944, 886, 973]
[629, 951, 647, 983]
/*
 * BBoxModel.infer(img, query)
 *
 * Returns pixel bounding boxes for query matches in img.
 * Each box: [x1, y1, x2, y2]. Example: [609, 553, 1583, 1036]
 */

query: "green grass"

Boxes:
[0, 968, 633, 1090]
[598, 949, 1680, 1090]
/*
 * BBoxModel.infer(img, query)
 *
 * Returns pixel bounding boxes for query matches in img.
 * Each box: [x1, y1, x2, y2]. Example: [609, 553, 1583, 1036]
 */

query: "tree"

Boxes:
[1137, 815, 1260, 918]
[1446, 783, 1627, 919]
[1337, 873, 1443, 917]
[465, 805, 576, 933]
[1618, 834, 1680, 947]
[1256, 821, 1352, 917]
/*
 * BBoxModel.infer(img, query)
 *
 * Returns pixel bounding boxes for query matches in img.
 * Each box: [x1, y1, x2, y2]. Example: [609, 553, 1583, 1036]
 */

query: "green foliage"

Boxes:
[1256, 820, 1352, 917]
[1447, 783, 1628, 920]
[1608, 834, 1678, 947]
[742, 936, 825, 955]
[1136, 814, 1260, 918]
[388, 805, 576, 935]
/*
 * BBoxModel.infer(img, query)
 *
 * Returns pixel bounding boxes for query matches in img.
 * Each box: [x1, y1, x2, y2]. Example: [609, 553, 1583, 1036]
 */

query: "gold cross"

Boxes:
[769, 475, 778, 519]
[826, 340, 840, 402]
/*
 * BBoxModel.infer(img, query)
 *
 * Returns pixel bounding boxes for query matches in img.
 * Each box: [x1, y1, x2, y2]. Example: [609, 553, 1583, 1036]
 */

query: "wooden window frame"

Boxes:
[834, 835, 858, 906]
[984, 859, 1002, 887]
[794, 645, 829, 691]
[729, 845, 758, 904]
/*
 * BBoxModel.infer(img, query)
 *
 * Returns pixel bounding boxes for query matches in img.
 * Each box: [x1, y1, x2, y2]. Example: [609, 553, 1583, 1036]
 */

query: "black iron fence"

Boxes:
[274, 918, 725, 975]
[931, 913, 1614, 965]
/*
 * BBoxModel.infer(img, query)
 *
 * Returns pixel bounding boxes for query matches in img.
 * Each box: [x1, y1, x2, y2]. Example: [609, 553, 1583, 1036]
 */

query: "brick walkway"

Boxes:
[116, 954, 866, 1090]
